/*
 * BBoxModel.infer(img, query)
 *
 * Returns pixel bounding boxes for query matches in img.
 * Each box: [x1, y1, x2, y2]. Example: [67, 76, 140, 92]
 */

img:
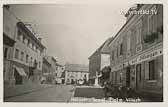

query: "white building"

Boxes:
[65, 64, 89, 85]
[3, 5, 46, 85]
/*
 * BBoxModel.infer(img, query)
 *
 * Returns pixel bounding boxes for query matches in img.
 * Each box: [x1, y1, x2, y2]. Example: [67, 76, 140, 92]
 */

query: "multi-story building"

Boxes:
[88, 37, 113, 85]
[3, 5, 46, 85]
[41, 57, 52, 83]
[3, 5, 17, 86]
[45, 56, 64, 84]
[65, 64, 89, 85]
[55, 63, 65, 84]
[108, 4, 163, 97]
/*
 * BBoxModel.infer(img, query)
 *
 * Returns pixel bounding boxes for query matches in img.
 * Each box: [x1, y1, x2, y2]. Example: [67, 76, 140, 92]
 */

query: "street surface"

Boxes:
[4, 85, 161, 102]
[5, 85, 75, 102]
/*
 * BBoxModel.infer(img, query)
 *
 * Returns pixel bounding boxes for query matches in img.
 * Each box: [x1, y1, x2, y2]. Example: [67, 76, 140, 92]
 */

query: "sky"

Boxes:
[9, 3, 133, 65]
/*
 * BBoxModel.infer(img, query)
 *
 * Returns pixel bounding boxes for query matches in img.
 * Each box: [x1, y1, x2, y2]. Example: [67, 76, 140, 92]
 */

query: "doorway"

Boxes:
[126, 67, 130, 87]
[136, 64, 141, 90]
[14, 68, 23, 85]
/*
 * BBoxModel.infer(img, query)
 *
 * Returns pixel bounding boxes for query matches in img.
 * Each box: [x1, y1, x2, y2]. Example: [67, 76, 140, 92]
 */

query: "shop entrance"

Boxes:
[14, 68, 23, 85]
[126, 67, 130, 87]
[136, 64, 141, 90]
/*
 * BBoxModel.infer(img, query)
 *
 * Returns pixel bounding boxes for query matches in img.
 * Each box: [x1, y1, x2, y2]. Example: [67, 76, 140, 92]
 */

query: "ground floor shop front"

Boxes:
[4, 60, 42, 86]
[110, 46, 163, 96]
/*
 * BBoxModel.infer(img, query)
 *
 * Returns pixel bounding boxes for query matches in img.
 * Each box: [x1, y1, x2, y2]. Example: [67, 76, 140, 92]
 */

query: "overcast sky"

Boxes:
[9, 3, 133, 65]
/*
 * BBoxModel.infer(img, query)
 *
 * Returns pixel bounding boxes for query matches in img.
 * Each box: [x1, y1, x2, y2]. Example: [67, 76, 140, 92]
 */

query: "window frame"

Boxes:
[20, 51, 24, 61]
[148, 60, 156, 80]
[15, 48, 19, 59]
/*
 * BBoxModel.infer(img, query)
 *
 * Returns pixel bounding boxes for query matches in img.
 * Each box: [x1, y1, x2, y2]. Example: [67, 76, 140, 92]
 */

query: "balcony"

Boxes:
[144, 32, 159, 43]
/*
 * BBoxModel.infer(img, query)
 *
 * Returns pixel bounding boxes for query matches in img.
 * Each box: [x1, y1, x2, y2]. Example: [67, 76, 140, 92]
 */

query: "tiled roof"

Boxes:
[99, 37, 113, 53]
[88, 37, 113, 59]
[65, 64, 89, 72]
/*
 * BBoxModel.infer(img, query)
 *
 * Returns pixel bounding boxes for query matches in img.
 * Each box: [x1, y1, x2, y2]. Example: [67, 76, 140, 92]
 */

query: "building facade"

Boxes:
[88, 38, 112, 85]
[3, 5, 46, 86]
[42, 57, 52, 84]
[108, 4, 163, 96]
[55, 63, 65, 84]
[65, 64, 89, 85]
[45, 56, 64, 84]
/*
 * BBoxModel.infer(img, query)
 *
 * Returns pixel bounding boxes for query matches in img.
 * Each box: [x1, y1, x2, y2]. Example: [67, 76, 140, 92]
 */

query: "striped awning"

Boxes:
[15, 67, 27, 76]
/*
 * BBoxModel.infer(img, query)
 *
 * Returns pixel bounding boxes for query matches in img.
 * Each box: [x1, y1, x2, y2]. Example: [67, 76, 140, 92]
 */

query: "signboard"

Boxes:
[111, 47, 162, 72]
[129, 48, 162, 65]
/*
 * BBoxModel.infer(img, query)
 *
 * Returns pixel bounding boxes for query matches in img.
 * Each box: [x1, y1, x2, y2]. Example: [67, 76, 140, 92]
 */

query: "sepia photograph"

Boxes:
[2, 2, 163, 103]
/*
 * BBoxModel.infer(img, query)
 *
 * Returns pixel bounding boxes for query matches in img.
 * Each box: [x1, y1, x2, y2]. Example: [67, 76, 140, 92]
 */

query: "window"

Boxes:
[27, 39, 30, 47]
[120, 43, 123, 55]
[120, 73, 122, 83]
[111, 50, 114, 60]
[30, 57, 33, 65]
[127, 31, 131, 51]
[148, 6, 157, 34]
[136, 64, 141, 81]
[23, 36, 25, 44]
[32, 44, 34, 50]
[4, 47, 8, 59]
[149, 60, 155, 80]
[29, 43, 32, 49]
[17, 29, 21, 40]
[116, 47, 119, 58]
[15, 49, 19, 59]
[21, 51, 24, 61]
[136, 20, 142, 44]
[26, 54, 29, 63]
[39, 61, 41, 68]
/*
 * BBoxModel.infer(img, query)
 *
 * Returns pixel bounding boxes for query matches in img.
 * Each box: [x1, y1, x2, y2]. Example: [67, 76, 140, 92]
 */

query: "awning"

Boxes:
[43, 73, 49, 76]
[15, 67, 27, 76]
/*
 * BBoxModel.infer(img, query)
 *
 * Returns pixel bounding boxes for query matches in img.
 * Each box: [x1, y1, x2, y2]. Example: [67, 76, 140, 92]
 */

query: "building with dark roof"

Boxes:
[88, 37, 113, 85]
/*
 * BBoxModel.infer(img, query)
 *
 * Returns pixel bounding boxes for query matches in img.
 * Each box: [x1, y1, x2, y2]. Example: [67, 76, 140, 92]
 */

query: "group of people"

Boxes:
[103, 82, 140, 100]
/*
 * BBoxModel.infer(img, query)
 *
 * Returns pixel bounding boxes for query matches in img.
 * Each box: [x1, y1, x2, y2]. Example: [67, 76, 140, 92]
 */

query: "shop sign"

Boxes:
[130, 48, 162, 65]
[111, 48, 162, 72]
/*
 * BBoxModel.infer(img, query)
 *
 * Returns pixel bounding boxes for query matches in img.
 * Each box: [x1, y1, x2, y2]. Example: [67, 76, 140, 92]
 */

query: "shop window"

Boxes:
[15, 49, 19, 59]
[4, 47, 8, 59]
[120, 73, 122, 83]
[149, 60, 156, 80]
[136, 64, 141, 81]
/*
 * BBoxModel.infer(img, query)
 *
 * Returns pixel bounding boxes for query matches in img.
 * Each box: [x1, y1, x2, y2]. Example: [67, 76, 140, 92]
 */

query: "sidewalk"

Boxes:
[4, 82, 54, 99]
